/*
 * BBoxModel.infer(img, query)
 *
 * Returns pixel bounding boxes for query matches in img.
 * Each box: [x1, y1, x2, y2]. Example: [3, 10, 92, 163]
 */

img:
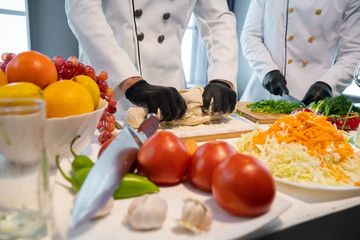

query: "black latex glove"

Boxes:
[262, 70, 289, 96]
[202, 80, 237, 114]
[301, 81, 332, 106]
[125, 80, 187, 121]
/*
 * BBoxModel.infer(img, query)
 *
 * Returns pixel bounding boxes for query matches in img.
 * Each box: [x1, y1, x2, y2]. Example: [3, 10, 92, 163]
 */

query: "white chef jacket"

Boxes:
[65, 0, 238, 111]
[240, 0, 360, 102]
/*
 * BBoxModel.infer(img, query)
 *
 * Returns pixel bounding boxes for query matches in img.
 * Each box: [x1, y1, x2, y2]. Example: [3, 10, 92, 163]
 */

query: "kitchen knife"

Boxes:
[70, 113, 159, 228]
[281, 92, 306, 107]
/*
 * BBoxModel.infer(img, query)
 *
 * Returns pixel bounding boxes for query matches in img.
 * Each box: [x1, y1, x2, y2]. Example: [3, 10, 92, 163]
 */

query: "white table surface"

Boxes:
[45, 115, 360, 240]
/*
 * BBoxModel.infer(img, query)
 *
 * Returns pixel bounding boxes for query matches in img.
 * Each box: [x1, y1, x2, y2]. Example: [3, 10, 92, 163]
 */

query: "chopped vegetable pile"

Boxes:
[234, 111, 360, 187]
[246, 99, 304, 114]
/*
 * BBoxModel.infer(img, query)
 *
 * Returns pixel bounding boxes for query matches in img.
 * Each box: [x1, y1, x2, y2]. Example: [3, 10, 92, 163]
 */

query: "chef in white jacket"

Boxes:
[240, 0, 360, 105]
[65, 0, 238, 121]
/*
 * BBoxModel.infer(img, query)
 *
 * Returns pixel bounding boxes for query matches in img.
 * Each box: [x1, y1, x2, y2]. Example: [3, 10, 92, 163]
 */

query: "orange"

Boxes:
[44, 80, 94, 118]
[0, 70, 7, 86]
[184, 138, 198, 155]
[5, 50, 57, 89]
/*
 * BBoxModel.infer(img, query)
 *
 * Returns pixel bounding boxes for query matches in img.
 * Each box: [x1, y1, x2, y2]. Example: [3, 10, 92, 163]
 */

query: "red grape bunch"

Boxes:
[52, 55, 117, 144]
[0, 52, 15, 71]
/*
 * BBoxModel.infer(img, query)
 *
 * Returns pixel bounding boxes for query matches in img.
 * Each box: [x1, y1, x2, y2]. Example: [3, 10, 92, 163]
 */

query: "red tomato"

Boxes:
[189, 141, 237, 192]
[137, 131, 190, 185]
[212, 153, 275, 217]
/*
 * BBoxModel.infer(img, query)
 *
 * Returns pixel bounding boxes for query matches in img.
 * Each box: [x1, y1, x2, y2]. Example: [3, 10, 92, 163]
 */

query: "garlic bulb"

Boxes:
[178, 198, 213, 232]
[127, 194, 168, 230]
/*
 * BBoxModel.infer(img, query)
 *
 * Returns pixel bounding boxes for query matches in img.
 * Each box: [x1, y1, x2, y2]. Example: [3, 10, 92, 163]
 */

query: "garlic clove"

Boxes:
[178, 198, 213, 233]
[127, 194, 168, 230]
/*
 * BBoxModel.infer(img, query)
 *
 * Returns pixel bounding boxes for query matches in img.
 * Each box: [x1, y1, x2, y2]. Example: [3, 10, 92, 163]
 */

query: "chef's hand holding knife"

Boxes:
[262, 70, 289, 96]
[123, 77, 187, 121]
[301, 81, 332, 106]
[202, 80, 237, 114]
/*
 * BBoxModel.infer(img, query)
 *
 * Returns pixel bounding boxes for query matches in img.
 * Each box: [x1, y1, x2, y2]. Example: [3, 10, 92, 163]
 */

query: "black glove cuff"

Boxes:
[209, 80, 231, 89]
[125, 80, 148, 99]
[315, 81, 332, 92]
[266, 69, 281, 76]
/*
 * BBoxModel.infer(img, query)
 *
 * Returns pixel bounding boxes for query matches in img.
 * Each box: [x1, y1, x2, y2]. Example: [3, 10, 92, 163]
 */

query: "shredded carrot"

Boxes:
[252, 111, 354, 161]
[184, 138, 198, 156]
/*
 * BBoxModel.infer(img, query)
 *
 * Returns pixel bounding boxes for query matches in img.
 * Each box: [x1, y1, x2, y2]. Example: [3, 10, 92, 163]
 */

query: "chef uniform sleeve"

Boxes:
[193, 0, 239, 92]
[240, 0, 280, 83]
[65, 0, 140, 98]
[316, 0, 360, 95]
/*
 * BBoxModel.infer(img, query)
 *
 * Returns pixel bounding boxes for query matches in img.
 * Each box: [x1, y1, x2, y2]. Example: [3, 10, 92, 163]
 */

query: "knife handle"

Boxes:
[138, 113, 159, 138]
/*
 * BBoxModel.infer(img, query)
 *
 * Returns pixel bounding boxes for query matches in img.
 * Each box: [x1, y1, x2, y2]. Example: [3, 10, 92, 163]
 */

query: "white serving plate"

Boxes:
[274, 177, 360, 202]
[52, 160, 290, 240]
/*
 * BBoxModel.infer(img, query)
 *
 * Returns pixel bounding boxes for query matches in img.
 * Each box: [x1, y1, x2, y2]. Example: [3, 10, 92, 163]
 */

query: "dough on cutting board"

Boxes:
[126, 87, 231, 128]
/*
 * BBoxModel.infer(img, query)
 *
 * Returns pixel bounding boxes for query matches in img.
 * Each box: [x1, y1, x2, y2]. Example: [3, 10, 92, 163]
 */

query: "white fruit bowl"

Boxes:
[46, 98, 107, 168]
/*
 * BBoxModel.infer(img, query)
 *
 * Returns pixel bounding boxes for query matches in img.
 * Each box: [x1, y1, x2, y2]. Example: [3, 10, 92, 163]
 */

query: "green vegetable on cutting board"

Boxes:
[246, 99, 303, 114]
[55, 135, 160, 198]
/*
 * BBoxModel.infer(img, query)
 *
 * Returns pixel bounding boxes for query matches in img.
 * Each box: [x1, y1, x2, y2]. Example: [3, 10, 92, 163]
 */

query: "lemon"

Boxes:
[44, 80, 94, 118]
[71, 75, 100, 109]
[0, 82, 44, 99]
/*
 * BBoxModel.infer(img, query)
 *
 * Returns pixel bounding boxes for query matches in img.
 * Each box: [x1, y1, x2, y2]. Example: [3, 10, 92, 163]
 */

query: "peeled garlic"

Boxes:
[127, 194, 168, 230]
[178, 198, 213, 232]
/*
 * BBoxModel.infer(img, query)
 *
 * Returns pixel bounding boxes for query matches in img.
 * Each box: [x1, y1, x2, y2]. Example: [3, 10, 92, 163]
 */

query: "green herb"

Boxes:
[307, 95, 360, 117]
[246, 99, 303, 114]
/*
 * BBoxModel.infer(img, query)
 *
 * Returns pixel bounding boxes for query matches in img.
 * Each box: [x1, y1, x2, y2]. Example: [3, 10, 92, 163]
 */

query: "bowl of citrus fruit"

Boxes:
[0, 50, 118, 167]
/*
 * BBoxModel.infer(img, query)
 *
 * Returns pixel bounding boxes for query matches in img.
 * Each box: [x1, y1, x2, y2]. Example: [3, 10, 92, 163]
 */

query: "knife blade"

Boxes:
[281, 93, 306, 107]
[70, 113, 159, 228]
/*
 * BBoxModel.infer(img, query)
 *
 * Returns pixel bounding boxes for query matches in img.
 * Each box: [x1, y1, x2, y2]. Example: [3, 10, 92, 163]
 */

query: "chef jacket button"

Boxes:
[288, 59, 293, 64]
[302, 61, 308, 67]
[137, 32, 144, 41]
[134, 9, 143, 17]
[308, 36, 314, 42]
[158, 35, 165, 43]
[288, 8, 294, 13]
[288, 35, 294, 41]
[163, 12, 171, 20]
[315, 9, 322, 15]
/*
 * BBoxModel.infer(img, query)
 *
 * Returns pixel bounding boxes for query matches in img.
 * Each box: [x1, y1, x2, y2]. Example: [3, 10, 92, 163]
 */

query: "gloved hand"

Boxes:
[202, 80, 237, 114]
[262, 70, 289, 96]
[125, 80, 187, 121]
[301, 81, 332, 106]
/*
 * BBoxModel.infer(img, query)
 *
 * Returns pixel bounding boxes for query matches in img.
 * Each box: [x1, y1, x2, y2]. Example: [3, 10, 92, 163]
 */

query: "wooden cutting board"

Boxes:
[236, 102, 288, 124]
[160, 115, 257, 142]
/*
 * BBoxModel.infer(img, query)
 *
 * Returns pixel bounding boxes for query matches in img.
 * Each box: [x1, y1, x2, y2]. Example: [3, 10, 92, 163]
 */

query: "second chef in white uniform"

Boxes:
[240, 0, 360, 105]
[65, 0, 239, 121]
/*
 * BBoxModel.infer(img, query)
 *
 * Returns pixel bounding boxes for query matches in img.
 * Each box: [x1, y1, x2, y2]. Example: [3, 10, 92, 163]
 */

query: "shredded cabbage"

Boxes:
[233, 129, 360, 187]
